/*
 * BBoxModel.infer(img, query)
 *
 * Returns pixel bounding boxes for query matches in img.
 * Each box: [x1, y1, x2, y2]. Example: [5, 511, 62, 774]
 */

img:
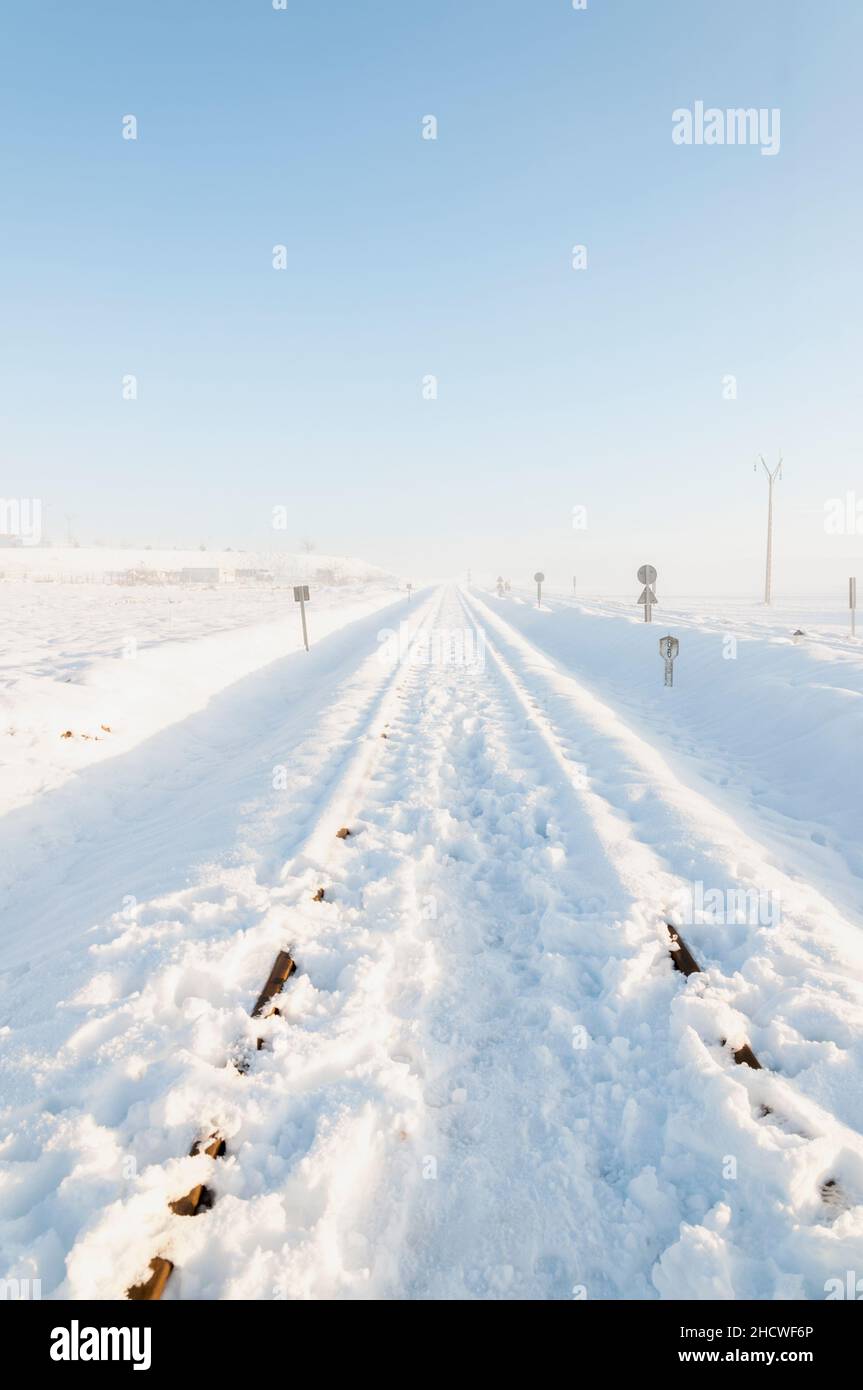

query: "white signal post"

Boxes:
[407, 582, 413, 603]
[534, 571, 545, 608]
[637, 564, 657, 622]
[293, 584, 310, 651]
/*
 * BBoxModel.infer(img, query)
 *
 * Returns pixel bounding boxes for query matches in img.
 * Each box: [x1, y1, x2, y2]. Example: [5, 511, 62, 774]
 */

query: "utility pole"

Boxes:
[759, 454, 783, 605]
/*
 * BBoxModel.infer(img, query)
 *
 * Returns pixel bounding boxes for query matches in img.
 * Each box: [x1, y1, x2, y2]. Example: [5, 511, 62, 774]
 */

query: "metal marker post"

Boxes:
[293, 584, 310, 651]
[659, 635, 679, 687]
[534, 571, 545, 608]
[407, 583, 413, 603]
[851, 577, 857, 638]
[637, 564, 657, 623]
[573, 576, 577, 594]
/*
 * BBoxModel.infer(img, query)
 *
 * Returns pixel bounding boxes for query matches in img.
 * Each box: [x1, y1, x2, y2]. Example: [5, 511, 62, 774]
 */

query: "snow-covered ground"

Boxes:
[1, 581, 862, 1300]
[0, 574, 401, 820]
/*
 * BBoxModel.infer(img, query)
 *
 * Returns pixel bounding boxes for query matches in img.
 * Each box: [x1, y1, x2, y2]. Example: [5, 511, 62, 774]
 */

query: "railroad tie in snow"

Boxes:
[666, 924, 763, 1070]
[667, 926, 700, 977]
[253, 950, 297, 1051]
[169, 1135, 226, 1216]
[730, 1042, 762, 1071]
[128, 1257, 173, 1302]
[251, 950, 297, 1018]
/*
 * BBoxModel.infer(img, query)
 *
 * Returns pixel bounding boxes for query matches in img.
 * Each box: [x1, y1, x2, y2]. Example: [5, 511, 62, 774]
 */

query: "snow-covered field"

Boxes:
[0, 571, 400, 820]
[1, 578, 862, 1300]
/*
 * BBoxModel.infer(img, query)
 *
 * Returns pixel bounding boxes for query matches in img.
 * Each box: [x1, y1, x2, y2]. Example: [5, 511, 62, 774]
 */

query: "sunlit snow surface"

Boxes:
[1, 576, 862, 1299]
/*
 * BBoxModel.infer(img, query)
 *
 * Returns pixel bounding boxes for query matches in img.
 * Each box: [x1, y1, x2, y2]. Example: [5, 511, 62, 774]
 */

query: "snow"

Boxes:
[1, 580, 862, 1300]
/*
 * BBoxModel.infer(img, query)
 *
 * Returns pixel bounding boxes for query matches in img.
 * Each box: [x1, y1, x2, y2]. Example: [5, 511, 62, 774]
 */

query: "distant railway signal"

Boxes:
[637, 565, 657, 622]
[534, 571, 545, 607]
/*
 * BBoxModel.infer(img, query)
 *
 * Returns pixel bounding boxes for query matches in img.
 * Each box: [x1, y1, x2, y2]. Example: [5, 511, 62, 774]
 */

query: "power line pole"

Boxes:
[759, 454, 783, 605]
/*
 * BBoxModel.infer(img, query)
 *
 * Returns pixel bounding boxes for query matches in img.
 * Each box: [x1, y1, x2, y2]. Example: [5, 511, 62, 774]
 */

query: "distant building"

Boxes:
[180, 567, 220, 584]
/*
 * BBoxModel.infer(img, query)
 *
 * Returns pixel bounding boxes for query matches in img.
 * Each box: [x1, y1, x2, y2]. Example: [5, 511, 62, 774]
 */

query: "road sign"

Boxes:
[637, 566, 657, 622]
[496, 575, 504, 597]
[534, 571, 545, 607]
[293, 585, 310, 650]
[406, 582, 413, 602]
[851, 577, 857, 637]
[659, 635, 679, 687]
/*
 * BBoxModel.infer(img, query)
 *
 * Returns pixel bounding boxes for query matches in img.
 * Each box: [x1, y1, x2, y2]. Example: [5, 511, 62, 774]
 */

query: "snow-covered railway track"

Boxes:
[457, 589, 770, 1071]
[123, 590, 447, 1299]
[129, 584, 861, 1299]
[458, 589, 863, 1231]
[7, 584, 861, 1300]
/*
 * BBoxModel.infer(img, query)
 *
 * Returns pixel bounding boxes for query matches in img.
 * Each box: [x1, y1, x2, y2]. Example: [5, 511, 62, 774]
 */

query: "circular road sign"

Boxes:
[534, 571, 545, 583]
[637, 564, 657, 585]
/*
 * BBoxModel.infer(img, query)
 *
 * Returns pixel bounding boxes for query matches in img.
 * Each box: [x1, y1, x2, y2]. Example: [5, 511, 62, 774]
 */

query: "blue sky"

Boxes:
[2, 0, 862, 591]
